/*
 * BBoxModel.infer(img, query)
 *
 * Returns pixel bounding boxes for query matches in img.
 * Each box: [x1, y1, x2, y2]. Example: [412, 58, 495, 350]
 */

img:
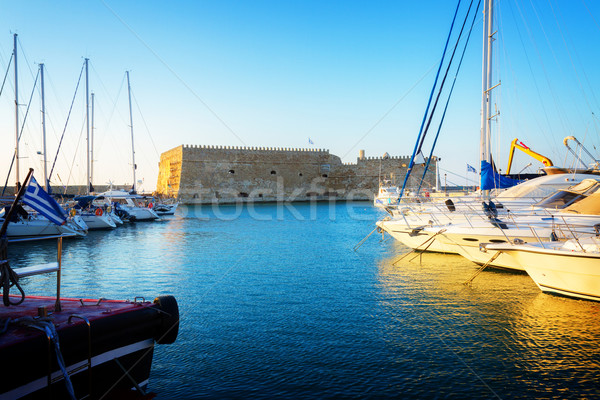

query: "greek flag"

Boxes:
[467, 164, 477, 173]
[22, 176, 67, 226]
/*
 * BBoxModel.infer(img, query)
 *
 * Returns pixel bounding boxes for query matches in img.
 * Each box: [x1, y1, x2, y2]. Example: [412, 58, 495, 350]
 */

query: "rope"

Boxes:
[392, 229, 447, 266]
[0, 53, 12, 100]
[16, 317, 77, 400]
[0, 259, 25, 306]
[48, 61, 85, 186]
[463, 251, 501, 285]
[417, 0, 482, 194]
[399, 0, 463, 199]
[2, 67, 40, 196]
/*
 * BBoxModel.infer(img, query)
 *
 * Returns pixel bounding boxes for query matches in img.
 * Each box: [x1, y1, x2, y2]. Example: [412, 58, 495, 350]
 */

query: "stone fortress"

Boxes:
[156, 145, 438, 204]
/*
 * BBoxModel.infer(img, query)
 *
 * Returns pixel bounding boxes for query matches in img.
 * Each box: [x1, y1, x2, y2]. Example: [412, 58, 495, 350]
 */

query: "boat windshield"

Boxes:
[535, 191, 585, 209]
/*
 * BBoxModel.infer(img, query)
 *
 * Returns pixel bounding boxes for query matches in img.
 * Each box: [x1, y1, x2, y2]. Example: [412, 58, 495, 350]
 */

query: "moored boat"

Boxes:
[0, 169, 179, 399]
[485, 235, 600, 301]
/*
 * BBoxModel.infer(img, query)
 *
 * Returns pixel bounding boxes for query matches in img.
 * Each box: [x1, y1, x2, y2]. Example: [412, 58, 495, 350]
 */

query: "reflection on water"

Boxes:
[5, 203, 600, 399]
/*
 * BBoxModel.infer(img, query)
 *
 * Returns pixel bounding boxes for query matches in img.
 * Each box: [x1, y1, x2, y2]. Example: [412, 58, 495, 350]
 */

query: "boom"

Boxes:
[506, 138, 553, 174]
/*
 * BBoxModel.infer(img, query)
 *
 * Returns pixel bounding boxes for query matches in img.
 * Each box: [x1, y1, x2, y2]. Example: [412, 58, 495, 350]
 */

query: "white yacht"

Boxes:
[96, 190, 160, 222]
[485, 235, 600, 301]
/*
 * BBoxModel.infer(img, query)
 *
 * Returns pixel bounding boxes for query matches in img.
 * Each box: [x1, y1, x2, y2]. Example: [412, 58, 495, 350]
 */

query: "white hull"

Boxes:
[81, 213, 116, 230]
[376, 220, 457, 253]
[488, 240, 600, 301]
[127, 207, 160, 221]
[3, 219, 82, 238]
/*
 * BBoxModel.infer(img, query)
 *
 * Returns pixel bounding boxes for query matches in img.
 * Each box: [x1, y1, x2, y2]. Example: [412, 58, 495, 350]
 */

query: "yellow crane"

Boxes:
[506, 138, 553, 174]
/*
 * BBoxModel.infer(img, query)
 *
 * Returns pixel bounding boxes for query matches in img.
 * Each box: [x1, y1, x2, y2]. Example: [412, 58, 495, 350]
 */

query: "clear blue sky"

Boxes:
[1, 0, 599, 192]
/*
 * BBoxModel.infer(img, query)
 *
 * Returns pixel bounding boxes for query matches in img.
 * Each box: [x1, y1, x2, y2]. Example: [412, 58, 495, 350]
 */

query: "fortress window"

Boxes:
[239, 192, 249, 198]
[298, 173, 303, 177]
[322, 174, 328, 178]
[258, 193, 263, 198]
[271, 170, 276, 175]
[228, 169, 235, 174]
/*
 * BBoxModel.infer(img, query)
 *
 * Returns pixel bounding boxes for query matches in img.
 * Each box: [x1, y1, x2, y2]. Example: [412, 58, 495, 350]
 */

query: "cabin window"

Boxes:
[462, 238, 479, 242]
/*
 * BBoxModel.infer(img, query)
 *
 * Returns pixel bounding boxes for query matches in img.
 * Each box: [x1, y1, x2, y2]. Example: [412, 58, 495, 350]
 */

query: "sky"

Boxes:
[1, 0, 600, 192]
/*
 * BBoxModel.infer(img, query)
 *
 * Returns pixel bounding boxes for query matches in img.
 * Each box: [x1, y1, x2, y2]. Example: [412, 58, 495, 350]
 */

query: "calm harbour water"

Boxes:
[7, 202, 600, 399]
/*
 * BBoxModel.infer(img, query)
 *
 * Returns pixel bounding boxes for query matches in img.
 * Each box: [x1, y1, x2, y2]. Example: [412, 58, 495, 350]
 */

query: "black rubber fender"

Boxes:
[153, 295, 180, 344]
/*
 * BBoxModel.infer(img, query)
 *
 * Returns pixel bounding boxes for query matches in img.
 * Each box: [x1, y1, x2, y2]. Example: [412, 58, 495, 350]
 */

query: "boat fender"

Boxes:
[445, 199, 456, 212]
[69, 208, 77, 217]
[148, 202, 153, 208]
[95, 208, 103, 217]
[549, 231, 559, 242]
[153, 295, 179, 344]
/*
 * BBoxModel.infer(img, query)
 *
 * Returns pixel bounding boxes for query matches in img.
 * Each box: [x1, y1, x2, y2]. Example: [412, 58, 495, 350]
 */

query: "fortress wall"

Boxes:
[156, 146, 184, 197]
[157, 145, 438, 203]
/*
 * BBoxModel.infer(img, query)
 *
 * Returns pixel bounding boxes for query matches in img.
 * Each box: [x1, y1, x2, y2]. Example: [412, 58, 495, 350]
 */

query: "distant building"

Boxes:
[156, 145, 438, 203]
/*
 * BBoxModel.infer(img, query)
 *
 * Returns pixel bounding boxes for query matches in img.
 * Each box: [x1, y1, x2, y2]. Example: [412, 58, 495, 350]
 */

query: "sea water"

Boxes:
[7, 202, 600, 399]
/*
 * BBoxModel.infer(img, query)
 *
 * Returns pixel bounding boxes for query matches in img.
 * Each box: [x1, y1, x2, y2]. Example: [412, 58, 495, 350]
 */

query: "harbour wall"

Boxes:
[156, 145, 438, 204]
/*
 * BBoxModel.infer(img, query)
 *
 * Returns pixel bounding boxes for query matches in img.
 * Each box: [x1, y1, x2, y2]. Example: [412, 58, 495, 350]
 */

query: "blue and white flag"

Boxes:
[22, 176, 67, 226]
[308, 138, 314, 145]
[467, 164, 477, 173]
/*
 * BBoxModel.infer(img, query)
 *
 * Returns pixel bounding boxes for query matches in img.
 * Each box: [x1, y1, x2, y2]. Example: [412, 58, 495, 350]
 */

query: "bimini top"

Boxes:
[562, 191, 600, 215]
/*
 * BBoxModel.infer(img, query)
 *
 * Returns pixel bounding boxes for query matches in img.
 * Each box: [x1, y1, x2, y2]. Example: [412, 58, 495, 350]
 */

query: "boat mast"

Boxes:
[85, 58, 90, 195]
[126, 71, 136, 194]
[40, 63, 48, 191]
[13, 33, 20, 192]
[480, 0, 494, 194]
[91, 91, 95, 188]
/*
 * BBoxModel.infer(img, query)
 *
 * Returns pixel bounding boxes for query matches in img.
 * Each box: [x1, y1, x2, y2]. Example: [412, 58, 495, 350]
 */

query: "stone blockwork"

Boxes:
[156, 145, 438, 204]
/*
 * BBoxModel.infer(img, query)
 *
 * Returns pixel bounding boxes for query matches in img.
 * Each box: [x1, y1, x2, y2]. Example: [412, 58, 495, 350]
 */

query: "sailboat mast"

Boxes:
[480, 0, 494, 196]
[85, 58, 90, 195]
[13, 33, 20, 192]
[40, 63, 48, 191]
[91, 91, 95, 188]
[126, 71, 136, 194]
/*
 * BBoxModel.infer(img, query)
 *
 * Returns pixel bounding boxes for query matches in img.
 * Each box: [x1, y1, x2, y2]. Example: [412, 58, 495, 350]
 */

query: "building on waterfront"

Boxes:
[156, 145, 438, 203]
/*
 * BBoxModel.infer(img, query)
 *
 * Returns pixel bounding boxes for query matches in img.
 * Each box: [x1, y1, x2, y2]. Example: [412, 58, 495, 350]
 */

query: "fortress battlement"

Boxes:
[183, 144, 329, 153]
[157, 145, 438, 203]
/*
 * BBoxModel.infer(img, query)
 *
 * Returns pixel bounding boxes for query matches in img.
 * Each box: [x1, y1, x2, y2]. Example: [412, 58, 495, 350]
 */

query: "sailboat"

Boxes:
[377, 0, 600, 258]
[98, 71, 160, 222]
[1, 36, 86, 240]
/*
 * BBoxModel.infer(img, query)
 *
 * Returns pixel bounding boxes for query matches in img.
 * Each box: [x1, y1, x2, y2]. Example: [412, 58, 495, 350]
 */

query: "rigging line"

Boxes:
[96, 73, 127, 162]
[48, 61, 85, 183]
[131, 89, 160, 158]
[62, 115, 87, 195]
[529, 0, 584, 135]
[548, 0, 600, 114]
[0, 53, 12, 100]
[418, 0, 483, 194]
[416, 0, 477, 157]
[44, 66, 78, 176]
[340, 62, 436, 160]
[400, 0, 463, 199]
[506, 0, 559, 146]
[581, 0, 600, 31]
[1, 68, 40, 196]
[100, 0, 247, 146]
[16, 36, 37, 84]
